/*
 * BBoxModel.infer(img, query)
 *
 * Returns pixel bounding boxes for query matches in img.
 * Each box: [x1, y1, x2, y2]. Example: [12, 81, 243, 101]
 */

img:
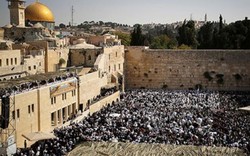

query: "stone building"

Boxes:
[7, 0, 26, 27]
[0, 1, 125, 154]
[0, 42, 123, 150]
[25, 1, 55, 30]
[69, 38, 124, 85]
[0, 42, 46, 81]
[4, 0, 58, 43]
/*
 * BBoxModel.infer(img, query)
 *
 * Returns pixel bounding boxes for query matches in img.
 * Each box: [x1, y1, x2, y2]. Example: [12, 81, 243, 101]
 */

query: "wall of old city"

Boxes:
[125, 47, 250, 91]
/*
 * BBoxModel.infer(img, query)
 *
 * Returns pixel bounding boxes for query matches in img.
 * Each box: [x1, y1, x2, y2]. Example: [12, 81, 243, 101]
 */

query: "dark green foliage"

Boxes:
[217, 78, 224, 84]
[162, 84, 168, 89]
[219, 14, 224, 32]
[198, 22, 214, 49]
[198, 16, 250, 49]
[178, 20, 198, 48]
[233, 74, 242, 81]
[195, 84, 203, 90]
[216, 74, 224, 79]
[59, 23, 66, 28]
[215, 73, 224, 85]
[203, 71, 213, 81]
[130, 25, 145, 46]
[150, 35, 177, 49]
[58, 58, 66, 66]
[114, 32, 131, 46]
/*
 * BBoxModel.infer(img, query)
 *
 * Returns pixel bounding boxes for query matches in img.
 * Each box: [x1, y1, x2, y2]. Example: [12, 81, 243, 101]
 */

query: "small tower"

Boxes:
[7, 0, 26, 27]
[205, 14, 207, 23]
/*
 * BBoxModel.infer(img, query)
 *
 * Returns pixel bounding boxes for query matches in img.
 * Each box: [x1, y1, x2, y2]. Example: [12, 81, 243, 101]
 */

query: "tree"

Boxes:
[219, 14, 223, 32]
[197, 22, 214, 49]
[150, 35, 177, 49]
[150, 35, 170, 49]
[59, 23, 66, 28]
[58, 58, 66, 67]
[99, 21, 104, 26]
[178, 20, 198, 48]
[114, 32, 131, 46]
[130, 25, 145, 46]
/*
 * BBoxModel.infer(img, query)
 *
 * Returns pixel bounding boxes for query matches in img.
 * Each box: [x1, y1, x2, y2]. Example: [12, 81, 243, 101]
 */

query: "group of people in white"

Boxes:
[16, 89, 250, 155]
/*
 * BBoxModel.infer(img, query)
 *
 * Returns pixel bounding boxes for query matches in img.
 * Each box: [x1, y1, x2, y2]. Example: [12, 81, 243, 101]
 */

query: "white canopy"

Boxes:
[239, 106, 250, 111]
[22, 131, 56, 141]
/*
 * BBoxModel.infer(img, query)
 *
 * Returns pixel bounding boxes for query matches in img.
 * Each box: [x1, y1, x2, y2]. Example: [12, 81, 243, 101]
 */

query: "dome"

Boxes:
[25, 2, 54, 22]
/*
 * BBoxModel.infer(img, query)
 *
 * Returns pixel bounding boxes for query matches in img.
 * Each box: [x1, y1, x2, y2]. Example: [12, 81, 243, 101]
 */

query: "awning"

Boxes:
[239, 106, 250, 111]
[102, 83, 117, 89]
[22, 131, 56, 141]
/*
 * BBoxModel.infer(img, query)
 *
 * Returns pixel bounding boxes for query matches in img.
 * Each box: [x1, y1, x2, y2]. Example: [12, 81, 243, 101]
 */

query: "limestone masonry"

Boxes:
[125, 47, 250, 91]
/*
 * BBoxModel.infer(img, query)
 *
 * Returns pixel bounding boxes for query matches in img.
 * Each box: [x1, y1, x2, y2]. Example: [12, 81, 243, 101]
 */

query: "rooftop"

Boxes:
[0, 71, 76, 95]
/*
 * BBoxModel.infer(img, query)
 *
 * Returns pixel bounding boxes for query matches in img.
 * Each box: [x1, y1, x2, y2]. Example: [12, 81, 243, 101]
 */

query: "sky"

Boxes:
[0, 0, 250, 26]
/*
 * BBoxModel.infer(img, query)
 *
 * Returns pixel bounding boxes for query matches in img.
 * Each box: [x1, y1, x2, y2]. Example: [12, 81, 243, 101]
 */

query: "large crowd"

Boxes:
[16, 89, 250, 155]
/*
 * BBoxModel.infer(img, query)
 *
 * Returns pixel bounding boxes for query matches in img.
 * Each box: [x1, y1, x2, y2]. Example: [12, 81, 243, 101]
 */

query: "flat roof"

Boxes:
[0, 71, 75, 90]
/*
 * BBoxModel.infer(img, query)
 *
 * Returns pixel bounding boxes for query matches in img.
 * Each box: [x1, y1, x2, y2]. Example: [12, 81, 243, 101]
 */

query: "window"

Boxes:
[12, 111, 15, 120]
[28, 105, 31, 114]
[28, 66, 31, 70]
[34, 65, 36, 69]
[11, 58, 13, 65]
[6, 59, 9, 66]
[62, 93, 67, 100]
[39, 62, 41, 66]
[109, 66, 111, 72]
[114, 64, 116, 71]
[0, 59, 2, 66]
[15, 58, 17, 64]
[17, 109, 20, 118]
[72, 90, 76, 96]
[88, 55, 91, 60]
[32, 104, 34, 112]
[119, 64, 121, 70]
[51, 97, 56, 104]
[116, 52, 118, 57]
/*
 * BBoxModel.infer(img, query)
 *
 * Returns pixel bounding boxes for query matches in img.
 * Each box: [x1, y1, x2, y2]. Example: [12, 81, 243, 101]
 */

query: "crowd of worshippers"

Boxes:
[0, 72, 76, 98]
[15, 89, 250, 155]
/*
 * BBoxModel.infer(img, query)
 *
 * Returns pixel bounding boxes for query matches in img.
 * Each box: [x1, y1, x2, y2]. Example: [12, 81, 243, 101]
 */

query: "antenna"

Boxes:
[71, 5, 74, 26]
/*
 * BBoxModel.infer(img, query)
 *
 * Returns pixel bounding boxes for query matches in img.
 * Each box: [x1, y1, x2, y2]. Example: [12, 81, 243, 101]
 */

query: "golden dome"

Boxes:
[25, 2, 54, 22]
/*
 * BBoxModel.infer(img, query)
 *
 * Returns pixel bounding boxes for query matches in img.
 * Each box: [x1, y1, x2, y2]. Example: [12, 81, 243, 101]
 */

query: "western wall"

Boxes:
[125, 47, 250, 91]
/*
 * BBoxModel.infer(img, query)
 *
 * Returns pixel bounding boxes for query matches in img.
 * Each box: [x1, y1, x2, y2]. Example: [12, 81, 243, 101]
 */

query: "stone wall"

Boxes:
[89, 91, 120, 115]
[125, 47, 250, 91]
